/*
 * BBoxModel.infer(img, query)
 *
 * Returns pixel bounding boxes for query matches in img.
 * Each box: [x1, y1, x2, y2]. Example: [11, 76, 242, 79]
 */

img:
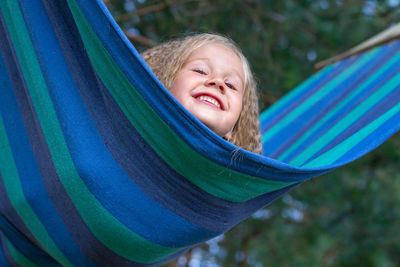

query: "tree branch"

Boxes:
[116, 0, 199, 23]
[123, 30, 157, 48]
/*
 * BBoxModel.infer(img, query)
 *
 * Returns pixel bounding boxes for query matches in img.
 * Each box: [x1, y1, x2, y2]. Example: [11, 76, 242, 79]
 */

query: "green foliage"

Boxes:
[229, 135, 400, 267]
[105, 0, 400, 265]
[107, 0, 400, 109]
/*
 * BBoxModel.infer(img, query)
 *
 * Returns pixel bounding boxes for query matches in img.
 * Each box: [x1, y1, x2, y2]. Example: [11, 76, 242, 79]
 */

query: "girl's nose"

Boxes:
[205, 77, 225, 93]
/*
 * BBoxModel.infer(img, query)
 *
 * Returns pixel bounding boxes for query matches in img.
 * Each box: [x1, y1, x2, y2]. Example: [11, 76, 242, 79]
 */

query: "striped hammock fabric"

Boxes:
[0, 0, 399, 266]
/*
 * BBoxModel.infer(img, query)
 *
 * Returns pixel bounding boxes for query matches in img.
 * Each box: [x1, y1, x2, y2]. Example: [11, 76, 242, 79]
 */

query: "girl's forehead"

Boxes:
[189, 43, 238, 59]
[186, 44, 244, 76]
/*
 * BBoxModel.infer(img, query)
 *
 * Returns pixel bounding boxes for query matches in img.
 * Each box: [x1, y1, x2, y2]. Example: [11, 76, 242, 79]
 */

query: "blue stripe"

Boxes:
[0, 176, 45, 267]
[306, 79, 400, 165]
[0, 162, 41, 256]
[0, 9, 95, 266]
[334, 111, 400, 165]
[6, 1, 138, 262]
[260, 57, 355, 135]
[39, 0, 220, 246]
[51, 0, 317, 233]
[73, 0, 321, 182]
[0, 241, 10, 267]
[272, 41, 400, 161]
[262, 46, 385, 157]
[260, 64, 336, 128]
[0, 215, 59, 267]
[0, 234, 14, 267]
[281, 42, 400, 163]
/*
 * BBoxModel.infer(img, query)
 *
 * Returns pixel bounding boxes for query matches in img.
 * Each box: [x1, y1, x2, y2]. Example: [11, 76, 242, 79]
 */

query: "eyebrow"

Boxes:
[187, 59, 244, 81]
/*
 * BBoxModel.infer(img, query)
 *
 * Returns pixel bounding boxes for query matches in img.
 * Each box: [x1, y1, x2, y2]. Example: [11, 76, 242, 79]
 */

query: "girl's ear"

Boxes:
[223, 131, 233, 141]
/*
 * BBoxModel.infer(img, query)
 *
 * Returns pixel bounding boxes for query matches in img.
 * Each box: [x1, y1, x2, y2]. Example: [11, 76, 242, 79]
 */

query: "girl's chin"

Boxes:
[184, 106, 233, 137]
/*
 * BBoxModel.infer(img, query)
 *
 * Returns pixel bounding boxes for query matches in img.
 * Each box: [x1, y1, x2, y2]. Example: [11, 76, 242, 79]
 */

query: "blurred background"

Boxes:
[104, 0, 400, 266]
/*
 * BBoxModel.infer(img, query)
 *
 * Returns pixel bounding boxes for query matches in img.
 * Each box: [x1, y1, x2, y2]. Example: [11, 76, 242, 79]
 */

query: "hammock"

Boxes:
[0, 0, 399, 266]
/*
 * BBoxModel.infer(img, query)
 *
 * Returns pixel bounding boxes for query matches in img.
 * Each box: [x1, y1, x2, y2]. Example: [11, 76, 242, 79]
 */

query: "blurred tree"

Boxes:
[106, 0, 400, 109]
[104, 0, 400, 266]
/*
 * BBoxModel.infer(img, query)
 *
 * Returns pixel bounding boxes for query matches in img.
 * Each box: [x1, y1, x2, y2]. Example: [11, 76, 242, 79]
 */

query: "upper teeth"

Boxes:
[198, 95, 221, 109]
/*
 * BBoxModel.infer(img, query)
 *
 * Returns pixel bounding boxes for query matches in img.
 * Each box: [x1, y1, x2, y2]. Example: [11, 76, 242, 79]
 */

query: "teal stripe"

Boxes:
[304, 100, 400, 168]
[261, 47, 381, 143]
[0, 116, 70, 267]
[279, 49, 400, 162]
[67, 0, 294, 202]
[260, 65, 334, 124]
[3, 235, 45, 267]
[260, 65, 334, 123]
[0, 2, 73, 266]
[1, 0, 180, 263]
[290, 70, 400, 167]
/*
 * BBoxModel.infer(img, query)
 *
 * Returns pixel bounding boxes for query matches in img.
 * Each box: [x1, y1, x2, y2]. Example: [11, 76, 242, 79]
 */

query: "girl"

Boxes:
[141, 33, 262, 154]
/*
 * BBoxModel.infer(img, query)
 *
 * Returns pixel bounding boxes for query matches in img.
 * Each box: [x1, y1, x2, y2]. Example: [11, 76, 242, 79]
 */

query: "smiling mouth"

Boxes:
[193, 92, 225, 110]
[195, 95, 223, 110]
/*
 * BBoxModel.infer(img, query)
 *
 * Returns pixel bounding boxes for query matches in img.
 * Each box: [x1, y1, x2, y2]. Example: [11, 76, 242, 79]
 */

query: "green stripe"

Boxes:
[0, 2, 73, 266]
[0, 0, 180, 263]
[279, 49, 400, 162]
[260, 65, 333, 123]
[67, 0, 294, 202]
[261, 47, 381, 143]
[0, 116, 69, 267]
[304, 101, 400, 168]
[3, 235, 45, 267]
[290, 71, 400, 167]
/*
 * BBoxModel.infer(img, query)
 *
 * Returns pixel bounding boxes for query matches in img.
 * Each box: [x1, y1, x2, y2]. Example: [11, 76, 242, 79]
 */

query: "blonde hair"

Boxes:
[141, 33, 262, 154]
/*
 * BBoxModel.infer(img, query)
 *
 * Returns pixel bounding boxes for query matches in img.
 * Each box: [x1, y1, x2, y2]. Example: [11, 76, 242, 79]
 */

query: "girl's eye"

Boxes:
[225, 82, 236, 90]
[193, 69, 207, 75]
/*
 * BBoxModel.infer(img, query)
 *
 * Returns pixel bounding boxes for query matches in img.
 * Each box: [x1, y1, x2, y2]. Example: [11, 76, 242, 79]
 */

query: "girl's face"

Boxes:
[170, 43, 244, 139]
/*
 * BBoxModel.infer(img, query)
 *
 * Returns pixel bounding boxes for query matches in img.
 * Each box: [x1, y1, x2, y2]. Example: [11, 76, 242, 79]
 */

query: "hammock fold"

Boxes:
[0, 0, 399, 266]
